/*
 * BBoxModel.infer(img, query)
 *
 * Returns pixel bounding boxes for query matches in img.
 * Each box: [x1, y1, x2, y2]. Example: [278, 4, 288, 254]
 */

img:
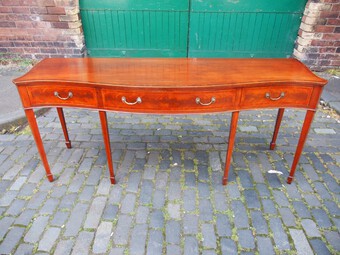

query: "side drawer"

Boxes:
[240, 85, 313, 109]
[26, 85, 98, 108]
[101, 88, 238, 113]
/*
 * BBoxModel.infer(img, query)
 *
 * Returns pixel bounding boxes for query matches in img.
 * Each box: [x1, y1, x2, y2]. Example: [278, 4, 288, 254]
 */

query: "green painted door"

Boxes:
[80, 0, 189, 57]
[80, 0, 307, 58]
[189, 0, 307, 58]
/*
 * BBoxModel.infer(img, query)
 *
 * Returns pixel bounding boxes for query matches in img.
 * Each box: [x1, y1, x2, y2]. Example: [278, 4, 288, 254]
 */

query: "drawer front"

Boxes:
[102, 89, 238, 113]
[27, 86, 98, 108]
[240, 86, 313, 109]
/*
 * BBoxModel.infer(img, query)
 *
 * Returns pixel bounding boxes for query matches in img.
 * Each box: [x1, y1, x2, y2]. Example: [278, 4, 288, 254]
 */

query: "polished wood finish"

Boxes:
[223, 111, 239, 185]
[101, 88, 239, 113]
[27, 85, 98, 108]
[270, 108, 285, 150]
[99, 111, 116, 184]
[240, 85, 313, 109]
[14, 58, 326, 88]
[57, 107, 72, 149]
[287, 110, 316, 184]
[13, 58, 327, 185]
[24, 109, 54, 182]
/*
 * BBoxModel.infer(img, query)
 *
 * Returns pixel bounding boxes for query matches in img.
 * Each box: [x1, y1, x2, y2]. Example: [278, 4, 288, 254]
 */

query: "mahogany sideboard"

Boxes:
[13, 58, 328, 185]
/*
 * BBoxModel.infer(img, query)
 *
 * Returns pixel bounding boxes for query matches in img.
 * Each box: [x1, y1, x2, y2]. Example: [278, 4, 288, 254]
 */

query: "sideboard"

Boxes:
[13, 58, 328, 185]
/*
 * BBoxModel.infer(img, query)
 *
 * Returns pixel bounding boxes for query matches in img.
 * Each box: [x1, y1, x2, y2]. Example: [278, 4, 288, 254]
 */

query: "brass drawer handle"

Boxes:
[54, 91, 73, 100]
[196, 97, 216, 106]
[122, 96, 142, 105]
[265, 92, 285, 101]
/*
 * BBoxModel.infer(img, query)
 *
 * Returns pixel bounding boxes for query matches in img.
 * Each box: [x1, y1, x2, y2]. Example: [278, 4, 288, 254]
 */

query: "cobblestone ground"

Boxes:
[0, 107, 339, 255]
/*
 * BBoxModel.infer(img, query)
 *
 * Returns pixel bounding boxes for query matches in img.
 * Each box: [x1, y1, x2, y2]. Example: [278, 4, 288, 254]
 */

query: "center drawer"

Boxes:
[101, 88, 238, 113]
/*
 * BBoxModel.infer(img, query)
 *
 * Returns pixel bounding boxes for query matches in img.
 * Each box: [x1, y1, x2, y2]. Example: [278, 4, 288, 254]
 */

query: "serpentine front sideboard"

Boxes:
[13, 58, 327, 185]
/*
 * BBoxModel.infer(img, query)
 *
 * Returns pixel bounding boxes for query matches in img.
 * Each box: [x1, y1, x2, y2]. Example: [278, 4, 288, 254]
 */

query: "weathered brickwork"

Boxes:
[294, 0, 340, 70]
[0, 0, 84, 59]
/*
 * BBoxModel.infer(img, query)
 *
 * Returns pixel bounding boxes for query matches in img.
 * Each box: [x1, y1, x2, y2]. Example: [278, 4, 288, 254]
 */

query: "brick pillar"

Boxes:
[294, 0, 340, 71]
[0, 0, 85, 59]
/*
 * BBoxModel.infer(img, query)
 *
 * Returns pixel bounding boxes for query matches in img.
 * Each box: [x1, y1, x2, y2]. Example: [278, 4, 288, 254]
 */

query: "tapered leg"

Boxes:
[270, 108, 284, 150]
[99, 111, 116, 184]
[287, 110, 315, 184]
[25, 109, 53, 182]
[223, 111, 239, 185]
[57, 107, 72, 149]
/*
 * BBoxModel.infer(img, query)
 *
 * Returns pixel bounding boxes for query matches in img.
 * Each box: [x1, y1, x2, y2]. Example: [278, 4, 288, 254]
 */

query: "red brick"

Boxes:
[314, 25, 335, 33]
[15, 35, 34, 40]
[320, 53, 338, 59]
[318, 59, 331, 66]
[11, 7, 31, 14]
[54, 0, 76, 6]
[16, 21, 33, 28]
[323, 0, 340, 3]
[32, 21, 51, 28]
[306, 47, 319, 53]
[20, 0, 38, 5]
[30, 7, 48, 14]
[65, 42, 77, 47]
[14, 41, 32, 47]
[41, 14, 60, 21]
[53, 41, 64, 47]
[327, 18, 340, 25]
[307, 53, 321, 59]
[331, 3, 340, 11]
[319, 47, 336, 53]
[311, 40, 334, 46]
[41, 48, 57, 53]
[57, 48, 73, 54]
[0, 48, 9, 53]
[0, 7, 12, 13]
[24, 47, 40, 53]
[322, 33, 340, 40]
[0, 42, 14, 47]
[0, 14, 8, 21]
[32, 41, 54, 47]
[51, 21, 69, 29]
[335, 27, 340, 33]
[33, 54, 50, 59]
[8, 47, 24, 53]
[320, 11, 340, 19]
[51, 54, 67, 57]
[0, 22, 16, 27]
[33, 35, 58, 41]
[37, 0, 55, 6]
[330, 60, 340, 66]
[337, 47, 340, 53]
[7, 14, 31, 21]
[2, 0, 20, 6]
[47, 6, 65, 15]
[55, 34, 69, 41]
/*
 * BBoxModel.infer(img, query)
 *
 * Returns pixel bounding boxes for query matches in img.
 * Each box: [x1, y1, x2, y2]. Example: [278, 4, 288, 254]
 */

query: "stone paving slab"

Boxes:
[0, 107, 339, 254]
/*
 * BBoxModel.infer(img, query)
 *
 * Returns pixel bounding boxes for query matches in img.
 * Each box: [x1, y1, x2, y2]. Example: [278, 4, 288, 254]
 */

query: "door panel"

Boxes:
[80, 0, 189, 57]
[188, 0, 307, 58]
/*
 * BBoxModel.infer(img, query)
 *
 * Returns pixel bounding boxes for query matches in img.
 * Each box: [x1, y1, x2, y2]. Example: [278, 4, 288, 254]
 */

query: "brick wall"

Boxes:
[0, 0, 84, 59]
[294, 0, 340, 71]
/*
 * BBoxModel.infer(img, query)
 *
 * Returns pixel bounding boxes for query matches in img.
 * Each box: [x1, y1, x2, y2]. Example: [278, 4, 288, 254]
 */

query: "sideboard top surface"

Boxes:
[13, 58, 327, 88]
